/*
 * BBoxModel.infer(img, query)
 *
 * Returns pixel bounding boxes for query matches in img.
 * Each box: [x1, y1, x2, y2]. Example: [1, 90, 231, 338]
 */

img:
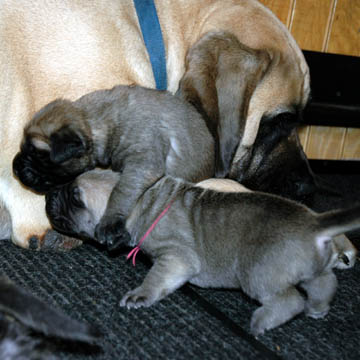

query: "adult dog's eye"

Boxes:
[258, 111, 300, 143]
[70, 186, 84, 208]
[264, 111, 299, 128]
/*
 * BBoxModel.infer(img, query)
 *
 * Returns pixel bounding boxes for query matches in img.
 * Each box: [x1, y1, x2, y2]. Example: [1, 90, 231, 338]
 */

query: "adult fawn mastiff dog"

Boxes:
[2, 0, 310, 248]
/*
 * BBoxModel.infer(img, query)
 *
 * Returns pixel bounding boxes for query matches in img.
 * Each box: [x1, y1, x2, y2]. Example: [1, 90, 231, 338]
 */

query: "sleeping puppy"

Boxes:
[45, 170, 358, 336]
[13, 85, 214, 249]
[0, 276, 100, 359]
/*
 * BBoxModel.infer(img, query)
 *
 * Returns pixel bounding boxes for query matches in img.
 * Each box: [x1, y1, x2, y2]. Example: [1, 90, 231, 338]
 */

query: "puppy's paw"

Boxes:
[95, 217, 131, 251]
[305, 305, 329, 319]
[120, 287, 158, 309]
[250, 315, 266, 337]
[250, 307, 271, 337]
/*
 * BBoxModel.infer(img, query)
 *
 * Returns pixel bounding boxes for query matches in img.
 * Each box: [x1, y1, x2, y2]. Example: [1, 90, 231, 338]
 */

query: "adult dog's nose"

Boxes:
[293, 177, 316, 198]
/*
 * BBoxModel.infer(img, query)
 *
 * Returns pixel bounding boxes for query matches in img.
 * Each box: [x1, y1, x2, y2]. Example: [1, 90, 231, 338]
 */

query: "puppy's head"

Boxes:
[178, 31, 314, 202]
[45, 169, 119, 239]
[13, 99, 95, 193]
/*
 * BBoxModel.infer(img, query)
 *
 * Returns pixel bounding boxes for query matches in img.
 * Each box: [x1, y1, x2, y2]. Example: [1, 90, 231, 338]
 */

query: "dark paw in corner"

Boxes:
[95, 217, 131, 251]
[29, 230, 83, 251]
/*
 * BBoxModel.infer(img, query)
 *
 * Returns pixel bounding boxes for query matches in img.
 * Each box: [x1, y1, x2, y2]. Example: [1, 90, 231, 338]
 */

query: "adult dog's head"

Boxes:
[178, 31, 314, 202]
[13, 99, 96, 193]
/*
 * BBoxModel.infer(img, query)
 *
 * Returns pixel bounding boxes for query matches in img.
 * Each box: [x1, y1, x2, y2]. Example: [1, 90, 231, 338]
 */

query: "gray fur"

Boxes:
[46, 170, 358, 336]
[15, 85, 214, 248]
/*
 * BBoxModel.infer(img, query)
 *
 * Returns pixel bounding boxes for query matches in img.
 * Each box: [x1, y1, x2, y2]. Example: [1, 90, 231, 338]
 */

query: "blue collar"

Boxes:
[133, 0, 167, 90]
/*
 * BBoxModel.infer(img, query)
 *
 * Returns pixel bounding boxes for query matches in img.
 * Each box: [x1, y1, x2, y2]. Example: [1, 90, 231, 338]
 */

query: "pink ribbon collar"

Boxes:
[127, 200, 173, 266]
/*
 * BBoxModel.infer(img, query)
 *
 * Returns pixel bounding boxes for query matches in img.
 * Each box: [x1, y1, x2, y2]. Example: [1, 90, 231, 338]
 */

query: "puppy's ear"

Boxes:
[178, 31, 271, 177]
[50, 126, 87, 164]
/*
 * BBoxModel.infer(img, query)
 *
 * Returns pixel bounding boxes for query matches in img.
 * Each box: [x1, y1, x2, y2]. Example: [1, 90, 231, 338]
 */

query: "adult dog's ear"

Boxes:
[49, 126, 88, 164]
[178, 31, 272, 177]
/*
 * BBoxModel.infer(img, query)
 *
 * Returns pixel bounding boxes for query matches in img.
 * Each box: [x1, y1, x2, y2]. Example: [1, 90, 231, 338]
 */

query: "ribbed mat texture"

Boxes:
[1, 173, 359, 359]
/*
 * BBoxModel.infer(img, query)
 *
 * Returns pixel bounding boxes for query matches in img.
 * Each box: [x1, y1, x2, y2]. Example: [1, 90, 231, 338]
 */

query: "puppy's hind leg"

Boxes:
[120, 250, 200, 309]
[301, 270, 337, 319]
[250, 287, 305, 336]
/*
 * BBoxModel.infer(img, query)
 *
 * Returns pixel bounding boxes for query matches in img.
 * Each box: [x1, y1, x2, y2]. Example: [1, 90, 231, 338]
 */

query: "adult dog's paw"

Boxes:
[120, 287, 158, 309]
[26, 230, 83, 251]
[95, 216, 131, 251]
[41, 229, 83, 251]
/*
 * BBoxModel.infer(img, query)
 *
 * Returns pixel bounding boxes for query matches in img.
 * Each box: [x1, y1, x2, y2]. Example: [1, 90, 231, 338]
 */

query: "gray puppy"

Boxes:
[46, 170, 358, 336]
[13, 85, 214, 249]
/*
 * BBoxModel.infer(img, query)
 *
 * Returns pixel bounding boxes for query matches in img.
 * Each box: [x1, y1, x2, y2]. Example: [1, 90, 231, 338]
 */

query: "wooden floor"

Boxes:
[259, 0, 360, 160]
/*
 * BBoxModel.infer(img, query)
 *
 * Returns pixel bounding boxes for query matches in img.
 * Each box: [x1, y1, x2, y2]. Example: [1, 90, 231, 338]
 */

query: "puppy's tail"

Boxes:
[315, 204, 360, 238]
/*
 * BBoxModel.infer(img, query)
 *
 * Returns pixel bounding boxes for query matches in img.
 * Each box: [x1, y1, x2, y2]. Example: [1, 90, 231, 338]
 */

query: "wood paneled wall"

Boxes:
[259, 0, 360, 160]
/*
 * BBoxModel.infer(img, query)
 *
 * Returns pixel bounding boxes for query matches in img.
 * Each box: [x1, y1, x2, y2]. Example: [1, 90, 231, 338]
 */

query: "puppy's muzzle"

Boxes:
[13, 150, 77, 194]
[13, 152, 55, 193]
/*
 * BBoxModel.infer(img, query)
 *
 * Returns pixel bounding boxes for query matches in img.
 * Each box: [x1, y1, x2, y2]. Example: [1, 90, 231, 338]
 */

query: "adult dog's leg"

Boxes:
[0, 25, 85, 250]
[0, 52, 51, 248]
[0, 167, 83, 250]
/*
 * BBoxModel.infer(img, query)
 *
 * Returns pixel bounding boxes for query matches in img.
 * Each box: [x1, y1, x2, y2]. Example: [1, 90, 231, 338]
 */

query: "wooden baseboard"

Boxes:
[309, 159, 360, 174]
[302, 50, 360, 128]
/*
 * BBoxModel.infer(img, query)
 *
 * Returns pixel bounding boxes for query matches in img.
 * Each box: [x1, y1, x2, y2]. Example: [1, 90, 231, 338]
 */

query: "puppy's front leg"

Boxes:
[95, 155, 164, 250]
[120, 251, 200, 309]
